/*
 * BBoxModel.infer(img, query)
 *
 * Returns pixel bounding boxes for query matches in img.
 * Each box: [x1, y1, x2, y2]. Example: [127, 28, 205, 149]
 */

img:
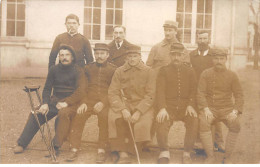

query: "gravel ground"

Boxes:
[0, 67, 259, 164]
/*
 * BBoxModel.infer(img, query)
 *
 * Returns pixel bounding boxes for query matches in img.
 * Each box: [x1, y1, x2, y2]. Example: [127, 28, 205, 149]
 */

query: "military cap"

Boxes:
[170, 43, 185, 54]
[126, 45, 141, 55]
[212, 48, 228, 57]
[59, 44, 76, 60]
[93, 43, 109, 51]
[163, 20, 178, 28]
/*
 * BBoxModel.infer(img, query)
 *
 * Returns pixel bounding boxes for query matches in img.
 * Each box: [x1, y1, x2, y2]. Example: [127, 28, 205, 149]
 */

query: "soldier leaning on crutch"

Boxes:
[107, 45, 156, 164]
[14, 44, 85, 157]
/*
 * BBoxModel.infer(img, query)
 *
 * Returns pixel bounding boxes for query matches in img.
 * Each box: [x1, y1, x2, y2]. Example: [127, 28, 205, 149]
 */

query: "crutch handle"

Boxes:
[23, 85, 41, 92]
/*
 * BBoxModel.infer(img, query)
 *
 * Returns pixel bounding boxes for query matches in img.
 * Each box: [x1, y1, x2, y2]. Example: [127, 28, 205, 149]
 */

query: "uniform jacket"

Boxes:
[190, 48, 214, 79]
[197, 67, 244, 113]
[156, 63, 197, 116]
[108, 39, 138, 67]
[108, 61, 155, 141]
[146, 38, 180, 69]
[42, 63, 85, 106]
[80, 61, 116, 108]
[49, 32, 93, 69]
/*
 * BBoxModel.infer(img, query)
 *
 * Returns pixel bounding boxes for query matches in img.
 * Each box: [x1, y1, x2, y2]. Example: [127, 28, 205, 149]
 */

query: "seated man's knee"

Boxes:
[58, 108, 70, 118]
[156, 120, 170, 135]
[228, 118, 241, 133]
[199, 114, 211, 132]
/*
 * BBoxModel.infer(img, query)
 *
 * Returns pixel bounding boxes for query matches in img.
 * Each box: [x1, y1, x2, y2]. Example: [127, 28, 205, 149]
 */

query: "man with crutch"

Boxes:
[13, 44, 85, 157]
[108, 45, 156, 164]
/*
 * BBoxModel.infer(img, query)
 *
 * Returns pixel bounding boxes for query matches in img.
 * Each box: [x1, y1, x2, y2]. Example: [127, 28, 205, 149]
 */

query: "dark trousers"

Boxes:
[17, 105, 58, 148]
[156, 108, 198, 152]
[69, 106, 109, 150]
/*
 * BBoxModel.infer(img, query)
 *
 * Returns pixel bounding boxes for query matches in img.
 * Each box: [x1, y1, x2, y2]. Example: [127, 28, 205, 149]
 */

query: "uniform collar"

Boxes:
[123, 61, 145, 71]
[161, 38, 179, 47]
[96, 61, 108, 67]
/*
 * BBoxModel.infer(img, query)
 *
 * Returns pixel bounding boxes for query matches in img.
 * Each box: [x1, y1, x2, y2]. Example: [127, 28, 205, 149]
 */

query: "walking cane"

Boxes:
[23, 85, 58, 163]
[120, 89, 141, 164]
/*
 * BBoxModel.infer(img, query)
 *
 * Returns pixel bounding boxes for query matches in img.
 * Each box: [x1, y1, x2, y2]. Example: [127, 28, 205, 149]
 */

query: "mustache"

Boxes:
[62, 59, 69, 62]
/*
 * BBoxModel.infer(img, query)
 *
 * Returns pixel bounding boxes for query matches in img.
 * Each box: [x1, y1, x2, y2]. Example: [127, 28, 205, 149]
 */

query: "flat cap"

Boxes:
[126, 45, 141, 54]
[93, 43, 109, 51]
[170, 43, 185, 54]
[212, 48, 228, 57]
[163, 20, 178, 28]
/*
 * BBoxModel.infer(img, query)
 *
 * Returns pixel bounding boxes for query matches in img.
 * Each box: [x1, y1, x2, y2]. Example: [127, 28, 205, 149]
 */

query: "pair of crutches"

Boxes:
[23, 85, 58, 163]
[120, 90, 141, 164]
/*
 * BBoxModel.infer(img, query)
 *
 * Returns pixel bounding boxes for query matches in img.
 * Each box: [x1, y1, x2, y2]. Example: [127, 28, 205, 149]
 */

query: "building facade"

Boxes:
[0, 0, 250, 78]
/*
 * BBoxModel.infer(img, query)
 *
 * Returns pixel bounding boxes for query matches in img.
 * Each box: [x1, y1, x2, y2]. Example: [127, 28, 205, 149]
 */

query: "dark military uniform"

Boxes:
[69, 61, 116, 150]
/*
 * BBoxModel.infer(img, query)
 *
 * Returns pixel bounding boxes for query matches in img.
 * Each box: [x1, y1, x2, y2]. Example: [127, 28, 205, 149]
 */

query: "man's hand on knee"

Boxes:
[38, 104, 49, 115]
[121, 109, 131, 121]
[93, 102, 104, 113]
[131, 110, 141, 123]
[226, 109, 238, 122]
[56, 102, 68, 110]
[156, 108, 169, 123]
[185, 105, 197, 117]
[204, 107, 214, 121]
[77, 103, 88, 114]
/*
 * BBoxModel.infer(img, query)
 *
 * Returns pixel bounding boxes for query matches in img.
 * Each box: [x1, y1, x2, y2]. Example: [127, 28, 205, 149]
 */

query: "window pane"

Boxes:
[205, 0, 212, 13]
[185, 0, 192, 13]
[84, 24, 92, 39]
[93, 9, 101, 24]
[84, 0, 92, 7]
[197, 0, 204, 13]
[106, 0, 114, 8]
[184, 14, 191, 28]
[177, 0, 184, 12]
[176, 13, 184, 28]
[16, 21, 25, 36]
[177, 29, 183, 43]
[94, 0, 101, 7]
[84, 8, 92, 23]
[115, 0, 123, 9]
[93, 25, 100, 40]
[106, 9, 113, 24]
[115, 10, 122, 25]
[17, 4, 25, 20]
[17, 0, 25, 3]
[183, 29, 191, 43]
[105, 25, 114, 40]
[7, 21, 15, 36]
[205, 15, 212, 29]
[196, 14, 203, 28]
[7, 4, 15, 19]
[7, 0, 16, 3]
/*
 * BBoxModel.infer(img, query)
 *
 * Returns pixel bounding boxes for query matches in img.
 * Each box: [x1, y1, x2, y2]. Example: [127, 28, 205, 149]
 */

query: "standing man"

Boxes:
[146, 20, 180, 70]
[55, 43, 116, 163]
[49, 14, 93, 69]
[108, 46, 155, 164]
[190, 30, 225, 152]
[156, 43, 198, 164]
[14, 45, 85, 154]
[108, 25, 138, 67]
[197, 49, 243, 164]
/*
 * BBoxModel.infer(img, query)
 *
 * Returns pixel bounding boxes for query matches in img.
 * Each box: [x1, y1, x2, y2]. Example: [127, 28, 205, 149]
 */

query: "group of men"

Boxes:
[13, 14, 243, 164]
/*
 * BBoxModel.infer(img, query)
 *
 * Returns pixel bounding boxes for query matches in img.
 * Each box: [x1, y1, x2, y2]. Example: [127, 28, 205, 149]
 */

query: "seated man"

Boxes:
[156, 43, 198, 164]
[197, 49, 243, 164]
[14, 44, 85, 154]
[108, 46, 155, 164]
[54, 43, 116, 163]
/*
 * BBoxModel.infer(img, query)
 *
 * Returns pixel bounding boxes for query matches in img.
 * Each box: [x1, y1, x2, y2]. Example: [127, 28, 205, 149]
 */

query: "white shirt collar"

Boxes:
[115, 41, 124, 49]
[198, 49, 209, 56]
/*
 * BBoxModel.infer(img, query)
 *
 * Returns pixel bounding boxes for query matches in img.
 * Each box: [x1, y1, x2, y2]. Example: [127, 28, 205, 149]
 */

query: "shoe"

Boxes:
[222, 157, 233, 164]
[157, 157, 169, 164]
[66, 149, 78, 162]
[204, 156, 215, 164]
[117, 156, 131, 164]
[96, 152, 106, 164]
[13, 145, 24, 154]
[111, 152, 120, 163]
[45, 146, 60, 158]
[182, 154, 192, 164]
[214, 142, 225, 153]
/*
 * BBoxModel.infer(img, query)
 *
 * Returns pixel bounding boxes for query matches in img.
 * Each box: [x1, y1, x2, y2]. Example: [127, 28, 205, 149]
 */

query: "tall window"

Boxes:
[83, 0, 123, 41]
[6, 0, 25, 36]
[0, 2, 2, 36]
[176, 0, 213, 44]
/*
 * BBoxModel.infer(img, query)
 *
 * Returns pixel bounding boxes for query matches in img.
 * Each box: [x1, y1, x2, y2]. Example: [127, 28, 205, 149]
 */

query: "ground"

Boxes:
[0, 66, 259, 164]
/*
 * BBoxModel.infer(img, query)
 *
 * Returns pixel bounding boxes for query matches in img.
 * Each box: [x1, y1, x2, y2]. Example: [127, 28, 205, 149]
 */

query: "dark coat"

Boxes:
[107, 39, 136, 67]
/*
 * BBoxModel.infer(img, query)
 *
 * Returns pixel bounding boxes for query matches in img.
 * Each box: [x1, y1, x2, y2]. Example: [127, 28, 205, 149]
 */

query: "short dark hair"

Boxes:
[197, 30, 210, 36]
[113, 25, 126, 33]
[65, 14, 79, 24]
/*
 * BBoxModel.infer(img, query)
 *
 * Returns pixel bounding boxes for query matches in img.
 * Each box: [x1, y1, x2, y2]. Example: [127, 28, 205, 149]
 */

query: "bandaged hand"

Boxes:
[121, 109, 131, 121]
[156, 108, 169, 123]
[204, 107, 213, 121]
[185, 105, 197, 117]
[226, 109, 238, 122]
[131, 110, 141, 124]
[56, 102, 68, 110]
[77, 103, 88, 114]
[93, 102, 104, 113]
[38, 104, 49, 115]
